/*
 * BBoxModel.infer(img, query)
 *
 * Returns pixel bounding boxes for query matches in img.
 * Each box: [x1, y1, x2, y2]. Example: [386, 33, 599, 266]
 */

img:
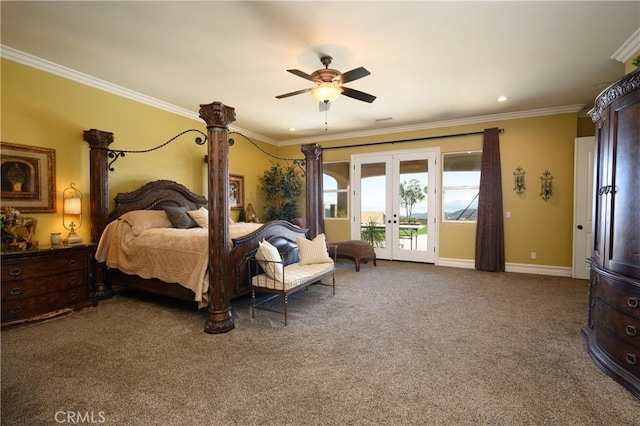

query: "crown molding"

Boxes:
[612, 27, 640, 62]
[0, 45, 271, 143]
[277, 104, 586, 146]
[1, 45, 584, 148]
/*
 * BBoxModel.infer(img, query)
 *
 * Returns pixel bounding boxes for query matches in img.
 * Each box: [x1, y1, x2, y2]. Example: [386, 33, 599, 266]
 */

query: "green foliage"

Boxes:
[259, 163, 304, 221]
[361, 217, 385, 248]
[238, 208, 246, 223]
[399, 179, 427, 222]
[633, 55, 640, 68]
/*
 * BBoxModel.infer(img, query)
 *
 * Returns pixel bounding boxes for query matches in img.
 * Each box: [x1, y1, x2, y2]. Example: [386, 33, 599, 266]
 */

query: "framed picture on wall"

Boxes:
[229, 174, 244, 210]
[1, 142, 56, 213]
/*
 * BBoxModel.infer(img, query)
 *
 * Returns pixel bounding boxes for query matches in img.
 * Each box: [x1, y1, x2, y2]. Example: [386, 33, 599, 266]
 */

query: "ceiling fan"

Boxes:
[276, 56, 376, 108]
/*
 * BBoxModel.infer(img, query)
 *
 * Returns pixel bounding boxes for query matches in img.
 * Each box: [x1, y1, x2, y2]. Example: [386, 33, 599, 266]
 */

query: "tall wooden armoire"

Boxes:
[582, 67, 640, 398]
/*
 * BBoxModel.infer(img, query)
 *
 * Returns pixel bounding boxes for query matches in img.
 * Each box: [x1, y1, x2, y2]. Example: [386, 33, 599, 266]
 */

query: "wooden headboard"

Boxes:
[107, 180, 207, 223]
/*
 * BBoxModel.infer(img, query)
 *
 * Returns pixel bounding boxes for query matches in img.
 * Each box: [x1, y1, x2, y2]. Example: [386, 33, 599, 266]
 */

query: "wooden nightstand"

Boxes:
[1, 243, 98, 329]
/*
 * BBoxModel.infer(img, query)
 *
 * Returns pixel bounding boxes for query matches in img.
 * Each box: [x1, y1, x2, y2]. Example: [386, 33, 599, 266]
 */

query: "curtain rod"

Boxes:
[322, 128, 504, 151]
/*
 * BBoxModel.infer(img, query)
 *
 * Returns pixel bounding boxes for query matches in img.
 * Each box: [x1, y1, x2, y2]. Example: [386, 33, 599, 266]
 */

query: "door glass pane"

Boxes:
[399, 159, 428, 251]
[360, 162, 386, 248]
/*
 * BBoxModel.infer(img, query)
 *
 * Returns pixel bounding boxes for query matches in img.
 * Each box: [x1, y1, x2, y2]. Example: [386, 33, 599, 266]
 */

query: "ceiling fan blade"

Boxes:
[287, 69, 315, 81]
[319, 101, 331, 112]
[341, 87, 377, 103]
[276, 87, 312, 99]
[340, 67, 371, 84]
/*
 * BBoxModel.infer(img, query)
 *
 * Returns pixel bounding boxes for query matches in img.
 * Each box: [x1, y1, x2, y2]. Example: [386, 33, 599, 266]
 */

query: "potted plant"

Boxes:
[259, 163, 303, 221]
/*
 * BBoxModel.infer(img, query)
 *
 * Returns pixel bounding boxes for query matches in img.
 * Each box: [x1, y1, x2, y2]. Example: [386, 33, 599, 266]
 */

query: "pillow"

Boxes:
[186, 206, 240, 227]
[163, 206, 199, 229]
[119, 210, 173, 236]
[255, 240, 283, 281]
[188, 206, 209, 228]
[297, 233, 333, 265]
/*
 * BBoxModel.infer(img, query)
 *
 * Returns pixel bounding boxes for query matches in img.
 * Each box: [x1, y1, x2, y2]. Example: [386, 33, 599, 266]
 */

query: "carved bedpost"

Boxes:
[83, 129, 115, 299]
[301, 143, 324, 239]
[199, 102, 236, 334]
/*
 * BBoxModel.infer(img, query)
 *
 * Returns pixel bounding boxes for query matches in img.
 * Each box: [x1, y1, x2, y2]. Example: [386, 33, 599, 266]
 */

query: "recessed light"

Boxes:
[497, 96, 509, 102]
[288, 127, 296, 132]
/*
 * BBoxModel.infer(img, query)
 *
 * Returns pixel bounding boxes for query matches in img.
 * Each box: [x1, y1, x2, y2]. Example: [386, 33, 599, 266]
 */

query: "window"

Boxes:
[442, 151, 481, 222]
[323, 161, 350, 219]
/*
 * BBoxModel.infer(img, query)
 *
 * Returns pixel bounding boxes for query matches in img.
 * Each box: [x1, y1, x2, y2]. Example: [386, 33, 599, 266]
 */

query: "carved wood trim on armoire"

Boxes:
[582, 67, 640, 399]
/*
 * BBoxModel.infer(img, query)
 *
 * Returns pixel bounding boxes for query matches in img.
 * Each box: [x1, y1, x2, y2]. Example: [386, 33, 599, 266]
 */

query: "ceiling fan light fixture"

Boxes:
[311, 83, 342, 103]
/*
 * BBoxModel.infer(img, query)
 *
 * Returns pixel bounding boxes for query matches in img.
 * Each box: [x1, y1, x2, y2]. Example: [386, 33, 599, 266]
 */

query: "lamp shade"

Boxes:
[63, 196, 82, 215]
[311, 83, 342, 103]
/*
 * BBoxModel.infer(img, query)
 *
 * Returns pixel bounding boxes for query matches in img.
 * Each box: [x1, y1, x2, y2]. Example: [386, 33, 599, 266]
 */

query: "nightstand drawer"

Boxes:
[1, 244, 97, 329]
[1, 286, 89, 321]
[1, 270, 86, 300]
[1, 253, 87, 282]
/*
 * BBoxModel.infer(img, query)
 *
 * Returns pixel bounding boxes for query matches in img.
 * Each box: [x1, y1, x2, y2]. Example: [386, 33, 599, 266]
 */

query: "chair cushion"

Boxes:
[251, 262, 334, 291]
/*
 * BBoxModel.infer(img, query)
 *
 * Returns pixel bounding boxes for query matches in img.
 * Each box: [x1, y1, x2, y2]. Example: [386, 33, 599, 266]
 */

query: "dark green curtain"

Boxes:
[475, 128, 505, 272]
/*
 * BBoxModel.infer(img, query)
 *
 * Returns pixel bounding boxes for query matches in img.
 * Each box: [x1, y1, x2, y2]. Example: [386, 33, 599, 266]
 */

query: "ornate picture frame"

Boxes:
[1, 142, 56, 213]
[229, 174, 244, 210]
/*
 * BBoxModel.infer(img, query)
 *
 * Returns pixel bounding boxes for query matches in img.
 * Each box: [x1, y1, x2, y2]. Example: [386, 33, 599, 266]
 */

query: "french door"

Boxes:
[351, 149, 439, 263]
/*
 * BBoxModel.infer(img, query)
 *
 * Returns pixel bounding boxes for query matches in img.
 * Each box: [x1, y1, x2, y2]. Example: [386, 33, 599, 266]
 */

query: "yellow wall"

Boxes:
[1, 59, 272, 243]
[3, 57, 581, 268]
[280, 113, 578, 267]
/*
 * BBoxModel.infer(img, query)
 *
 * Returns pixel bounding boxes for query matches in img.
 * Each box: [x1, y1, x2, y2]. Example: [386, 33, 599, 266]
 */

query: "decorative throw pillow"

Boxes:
[163, 206, 198, 229]
[188, 206, 209, 228]
[255, 239, 284, 281]
[297, 233, 332, 265]
[120, 210, 173, 236]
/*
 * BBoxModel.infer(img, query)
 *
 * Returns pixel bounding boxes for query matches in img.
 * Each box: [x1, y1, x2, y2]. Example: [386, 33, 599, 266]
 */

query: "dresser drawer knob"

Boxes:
[626, 353, 637, 366]
[9, 268, 21, 276]
[628, 297, 639, 308]
[68, 277, 77, 285]
[10, 306, 22, 314]
[10, 287, 22, 295]
[626, 325, 638, 337]
[68, 259, 77, 267]
[69, 293, 78, 301]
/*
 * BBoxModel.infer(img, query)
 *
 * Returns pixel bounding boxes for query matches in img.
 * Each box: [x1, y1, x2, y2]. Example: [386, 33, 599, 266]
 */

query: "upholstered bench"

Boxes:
[249, 234, 336, 325]
[328, 240, 376, 272]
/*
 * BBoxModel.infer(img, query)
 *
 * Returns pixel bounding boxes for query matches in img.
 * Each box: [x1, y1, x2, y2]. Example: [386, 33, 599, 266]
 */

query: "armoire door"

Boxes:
[351, 149, 438, 263]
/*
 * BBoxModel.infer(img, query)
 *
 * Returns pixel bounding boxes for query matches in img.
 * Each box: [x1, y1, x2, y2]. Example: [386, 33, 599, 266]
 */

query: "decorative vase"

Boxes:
[50, 232, 62, 245]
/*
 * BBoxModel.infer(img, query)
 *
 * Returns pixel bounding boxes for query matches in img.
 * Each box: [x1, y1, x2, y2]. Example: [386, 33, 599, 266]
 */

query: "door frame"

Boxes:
[351, 148, 439, 263]
[572, 136, 595, 279]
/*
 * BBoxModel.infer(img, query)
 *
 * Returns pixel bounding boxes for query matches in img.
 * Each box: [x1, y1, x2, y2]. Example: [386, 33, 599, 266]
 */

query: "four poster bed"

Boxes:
[85, 101, 324, 333]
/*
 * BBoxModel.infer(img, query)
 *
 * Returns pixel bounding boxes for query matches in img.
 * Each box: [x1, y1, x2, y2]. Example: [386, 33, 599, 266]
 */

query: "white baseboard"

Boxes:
[437, 258, 573, 277]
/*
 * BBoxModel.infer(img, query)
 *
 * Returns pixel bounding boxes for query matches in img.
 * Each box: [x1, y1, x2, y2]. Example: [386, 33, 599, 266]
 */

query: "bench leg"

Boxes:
[283, 294, 288, 326]
[355, 258, 361, 272]
[251, 289, 256, 318]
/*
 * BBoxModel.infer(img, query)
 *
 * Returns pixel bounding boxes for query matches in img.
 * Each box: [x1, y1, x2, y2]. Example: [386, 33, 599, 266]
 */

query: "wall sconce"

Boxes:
[63, 183, 83, 244]
[513, 166, 525, 194]
[540, 170, 553, 201]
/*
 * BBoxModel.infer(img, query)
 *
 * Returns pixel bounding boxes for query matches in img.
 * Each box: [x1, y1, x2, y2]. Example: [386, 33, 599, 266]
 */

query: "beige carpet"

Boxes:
[2, 260, 638, 425]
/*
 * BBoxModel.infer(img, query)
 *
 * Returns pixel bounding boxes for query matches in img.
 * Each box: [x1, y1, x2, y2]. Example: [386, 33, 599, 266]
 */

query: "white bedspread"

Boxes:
[95, 220, 262, 308]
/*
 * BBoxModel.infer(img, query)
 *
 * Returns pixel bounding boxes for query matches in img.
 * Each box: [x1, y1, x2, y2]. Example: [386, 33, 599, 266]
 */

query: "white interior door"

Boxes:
[573, 136, 595, 279]
[352, 149, 438, 263]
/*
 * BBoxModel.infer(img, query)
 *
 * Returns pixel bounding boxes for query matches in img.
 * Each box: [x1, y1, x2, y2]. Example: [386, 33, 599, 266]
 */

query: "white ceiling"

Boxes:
[2, 1, 639, 144]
